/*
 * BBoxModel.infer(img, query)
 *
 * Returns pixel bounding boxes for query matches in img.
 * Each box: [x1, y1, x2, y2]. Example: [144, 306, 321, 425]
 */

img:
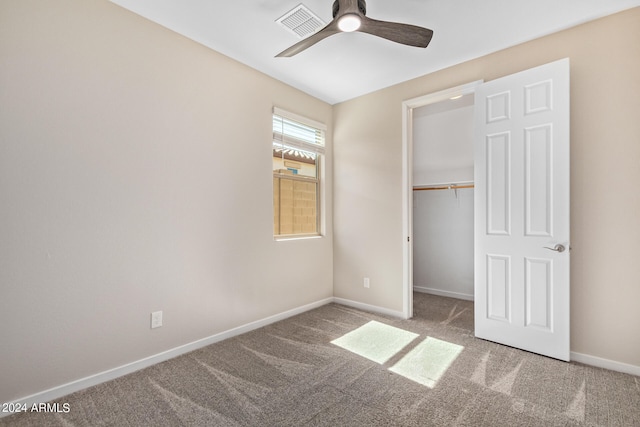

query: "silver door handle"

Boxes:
[544, 244, 566, 253]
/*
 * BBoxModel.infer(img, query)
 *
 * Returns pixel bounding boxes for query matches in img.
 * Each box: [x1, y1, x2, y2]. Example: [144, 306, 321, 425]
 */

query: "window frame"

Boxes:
[272, 107, 326, 240]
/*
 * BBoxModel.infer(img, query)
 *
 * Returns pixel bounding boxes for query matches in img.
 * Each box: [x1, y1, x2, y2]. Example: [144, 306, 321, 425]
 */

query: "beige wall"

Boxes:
[0, 0, 333, 403]
[334, 8, 640, 366]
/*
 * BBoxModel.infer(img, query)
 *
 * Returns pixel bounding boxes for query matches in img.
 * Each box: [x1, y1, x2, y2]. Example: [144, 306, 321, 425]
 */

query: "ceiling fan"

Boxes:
[276, 0, 433, 57]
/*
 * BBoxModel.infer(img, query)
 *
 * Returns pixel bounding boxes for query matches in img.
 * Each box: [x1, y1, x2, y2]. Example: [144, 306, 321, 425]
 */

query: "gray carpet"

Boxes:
[3, 293, 639, 426]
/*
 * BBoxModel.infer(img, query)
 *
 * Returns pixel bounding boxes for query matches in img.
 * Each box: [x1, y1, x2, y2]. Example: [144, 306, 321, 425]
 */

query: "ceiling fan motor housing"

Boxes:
[332, 0, 366, 18]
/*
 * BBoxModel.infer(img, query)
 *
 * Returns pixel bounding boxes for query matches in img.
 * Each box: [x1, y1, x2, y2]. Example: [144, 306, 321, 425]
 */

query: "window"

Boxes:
[272, 107, 325, 238]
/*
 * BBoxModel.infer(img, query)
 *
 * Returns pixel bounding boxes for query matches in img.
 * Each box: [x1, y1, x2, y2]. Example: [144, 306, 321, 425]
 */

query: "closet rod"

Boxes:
[413, 184, 474, 191]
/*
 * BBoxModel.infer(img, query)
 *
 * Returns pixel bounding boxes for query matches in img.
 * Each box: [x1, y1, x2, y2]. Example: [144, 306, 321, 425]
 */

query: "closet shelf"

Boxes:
[413, 184, 474, 191]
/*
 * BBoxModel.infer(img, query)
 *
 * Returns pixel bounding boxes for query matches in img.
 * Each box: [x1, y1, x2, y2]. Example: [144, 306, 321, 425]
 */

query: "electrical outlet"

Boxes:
[364, 277, 370, 288]
[151, 311, 163, 329]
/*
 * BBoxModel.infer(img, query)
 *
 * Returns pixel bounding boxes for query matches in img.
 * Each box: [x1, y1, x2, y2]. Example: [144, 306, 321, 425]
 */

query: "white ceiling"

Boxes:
[109, 0, 640, 105]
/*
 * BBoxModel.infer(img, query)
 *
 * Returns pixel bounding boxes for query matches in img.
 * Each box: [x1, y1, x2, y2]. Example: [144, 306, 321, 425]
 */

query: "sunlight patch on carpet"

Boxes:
[330, 320, 419, 364]
[389, 337, 463, 388]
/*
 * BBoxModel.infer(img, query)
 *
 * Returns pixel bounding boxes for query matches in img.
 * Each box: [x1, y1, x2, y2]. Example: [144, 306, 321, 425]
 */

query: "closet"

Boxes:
[412, 94, 475, 301]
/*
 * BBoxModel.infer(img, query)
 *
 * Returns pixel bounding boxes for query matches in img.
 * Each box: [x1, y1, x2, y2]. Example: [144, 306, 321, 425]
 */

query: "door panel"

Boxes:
[525, 257, 552, 330]
[525, 124, 553, 236]
[486, 132, 511, 236]
[475, 58, 570, 361]
[487, 255, 511, 322]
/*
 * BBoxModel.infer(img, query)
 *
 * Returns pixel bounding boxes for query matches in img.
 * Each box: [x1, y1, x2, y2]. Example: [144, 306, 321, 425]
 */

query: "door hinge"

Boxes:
[407, 236, 410, 242]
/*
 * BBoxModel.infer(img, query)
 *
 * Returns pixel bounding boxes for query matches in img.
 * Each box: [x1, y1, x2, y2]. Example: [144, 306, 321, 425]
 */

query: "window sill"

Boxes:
[274, 234, 323, 242]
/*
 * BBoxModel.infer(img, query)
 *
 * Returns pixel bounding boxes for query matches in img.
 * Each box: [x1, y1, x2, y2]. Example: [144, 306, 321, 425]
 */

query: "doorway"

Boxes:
[401, 81, 482, 319]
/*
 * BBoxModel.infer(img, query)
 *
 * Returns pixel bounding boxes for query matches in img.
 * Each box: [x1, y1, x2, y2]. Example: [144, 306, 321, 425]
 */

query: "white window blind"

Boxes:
[273, 107, 325, 155]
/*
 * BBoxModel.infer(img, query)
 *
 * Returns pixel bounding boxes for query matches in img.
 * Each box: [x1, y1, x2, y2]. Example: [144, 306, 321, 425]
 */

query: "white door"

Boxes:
[474, 58, 570, 361]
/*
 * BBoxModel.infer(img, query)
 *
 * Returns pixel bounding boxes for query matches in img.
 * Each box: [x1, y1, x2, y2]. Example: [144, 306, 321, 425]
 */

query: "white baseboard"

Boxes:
[571, 351, 640, 377]
[332, 297, 405, 318]
[413, 286, 474, 301]
[1, 297, 334, 418]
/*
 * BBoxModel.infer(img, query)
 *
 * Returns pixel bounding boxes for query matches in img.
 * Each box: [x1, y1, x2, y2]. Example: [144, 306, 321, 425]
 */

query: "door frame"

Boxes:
[401, 80, 483, 319]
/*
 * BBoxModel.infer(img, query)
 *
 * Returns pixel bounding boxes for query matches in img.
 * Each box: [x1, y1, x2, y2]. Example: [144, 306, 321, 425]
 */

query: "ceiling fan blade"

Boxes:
[358, 16, 433, 48]
[275, 22, 340, 57]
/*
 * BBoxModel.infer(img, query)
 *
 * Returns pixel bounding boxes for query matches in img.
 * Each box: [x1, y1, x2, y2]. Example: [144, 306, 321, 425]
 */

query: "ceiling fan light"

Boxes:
[337, 14, 361, 32]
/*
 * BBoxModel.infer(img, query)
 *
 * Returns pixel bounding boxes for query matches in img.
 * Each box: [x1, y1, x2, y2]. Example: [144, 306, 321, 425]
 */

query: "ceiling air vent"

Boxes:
[276, 4, 325, 39]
